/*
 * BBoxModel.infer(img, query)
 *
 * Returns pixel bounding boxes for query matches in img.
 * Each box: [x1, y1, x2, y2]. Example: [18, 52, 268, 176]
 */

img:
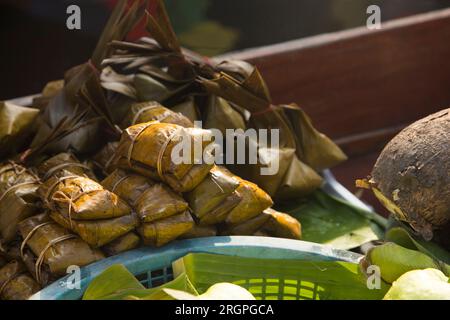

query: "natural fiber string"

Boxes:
[35, 234, 77, 284]
[131, 104, 161, 125]
[43, 163, 91, 181]
[20, 221, 55, 260]
[156, 128, 181, 182]
[126, 121, 159, 167]
[111, 174, 131, 193]
[43, 175, 80, 209]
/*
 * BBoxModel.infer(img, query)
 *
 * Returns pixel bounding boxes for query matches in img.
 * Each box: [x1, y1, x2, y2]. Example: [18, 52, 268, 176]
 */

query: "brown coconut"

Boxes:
[369, 108, 450, 241]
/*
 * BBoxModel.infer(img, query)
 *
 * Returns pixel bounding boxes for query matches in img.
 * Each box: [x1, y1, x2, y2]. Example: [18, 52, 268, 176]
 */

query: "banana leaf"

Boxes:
[83, 264, 194, 300]
[186, 166, 240, 220]
[0, 162, 41, 243]
[83, 252, 388, 300]
[32, 80, 64, 110]
[25, 0, 148, 160]
[138, 211, 195, 247]
[37, 152, 96, 181]
[225, 177, 273, 224]
[171, 97, 200, 123]
[179, 224, 217, 239]
[101, 232, 141, 257]
[39, 173, 131, 220]
[203, 95, 246, 135]
[172, 253, 388, 300]
[102, 169, 188, 223]
[18, 213, 104, 285]
[92, 141, 119, 176]
[50, 211, 138, 248]
[120, 101, 193, 128]
[385, 226, 450, 265]
[113, 121, 214, 192]
[0, 260, 40, 300]
[0, 182, 41, 243]
[0, 102, 39, 160]
[280, 190, 385, 250]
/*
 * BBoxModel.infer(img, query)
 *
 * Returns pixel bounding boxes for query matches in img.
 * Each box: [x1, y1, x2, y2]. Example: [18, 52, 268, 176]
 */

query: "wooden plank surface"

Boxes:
[220, 8, 450, 157]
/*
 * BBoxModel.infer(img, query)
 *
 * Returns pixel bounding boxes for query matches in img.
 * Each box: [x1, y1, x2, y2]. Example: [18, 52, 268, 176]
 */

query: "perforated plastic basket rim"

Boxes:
[30, 236, 362, 300]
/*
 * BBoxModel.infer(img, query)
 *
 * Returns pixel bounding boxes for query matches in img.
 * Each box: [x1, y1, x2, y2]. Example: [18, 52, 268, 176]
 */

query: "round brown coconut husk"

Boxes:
[371, 108, 450, 241]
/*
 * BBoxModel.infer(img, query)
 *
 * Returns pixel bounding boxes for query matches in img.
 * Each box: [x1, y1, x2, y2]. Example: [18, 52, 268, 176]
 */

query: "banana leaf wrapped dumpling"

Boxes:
[0, 260, 40, 300]
[102, 169, 188, 222]
[101, 232, 140, 257]
[121, 101, 194, 128]
[18, 213, 104, 286]
[138, 211, 194, 247]
[92, 141, 119, 176]
[112, 121, 214, 192]
[222, 208, 301, 240]
[186, 166, 273, 225]
[186, 166, 242, 225]
[0, 162, 41, 243]
[101, 169, 193, 247]
[39, 172, 137, 247]
[37, 152, 96, 181]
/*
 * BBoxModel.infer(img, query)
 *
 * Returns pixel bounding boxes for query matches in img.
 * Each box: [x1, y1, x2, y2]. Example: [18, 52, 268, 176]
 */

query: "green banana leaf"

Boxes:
[172, 253, 388, 300]
[83, 264, 196, 300]
[83, 252, 388, 300]
[279, 190, 386, 250]
[385, 227, 450, 266]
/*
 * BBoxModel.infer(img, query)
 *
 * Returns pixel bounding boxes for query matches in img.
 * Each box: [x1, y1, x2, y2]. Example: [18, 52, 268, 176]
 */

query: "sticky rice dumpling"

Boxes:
[101, 232, 140, 257]
[0, 162, 41, 243]
[187, 166, 239, 218]
[121, 101, 194, 128]
[38, 173, 137, 247]
[113, 121, 214, 192]
[37, 153, 96, 181]
[102, 169, 188, 222]
[186, 166, 242, 225]
[260, 208, 302, 240]
[221, 212, 271, 236]
[225, 178, 273, 225]
[222, 208, 301, 240]
[0, 162, 39, 193]
[39, 173, 131, 220]
[179, 224, 217, 239]
[50, 211, 138, 248]
[138, 211, 194, 247]
[0, 260, 40, 300]
[18, 213, 104, 285]
[0, 101, 39, 160]
[92, 141, 119, 176]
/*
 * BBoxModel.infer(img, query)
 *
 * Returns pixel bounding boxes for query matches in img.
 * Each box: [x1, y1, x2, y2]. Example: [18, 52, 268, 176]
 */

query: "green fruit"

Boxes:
[164, 283, 256, 300]
[384, 268, 450, 300]
[367, 242, 440, 283]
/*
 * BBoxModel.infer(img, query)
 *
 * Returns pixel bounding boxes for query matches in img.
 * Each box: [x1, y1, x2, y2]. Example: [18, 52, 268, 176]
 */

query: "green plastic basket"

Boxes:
[30, 236, 363, 300]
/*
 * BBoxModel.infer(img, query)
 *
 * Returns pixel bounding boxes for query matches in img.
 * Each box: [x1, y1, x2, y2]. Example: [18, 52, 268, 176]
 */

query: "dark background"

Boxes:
[1, 0, 450, 99]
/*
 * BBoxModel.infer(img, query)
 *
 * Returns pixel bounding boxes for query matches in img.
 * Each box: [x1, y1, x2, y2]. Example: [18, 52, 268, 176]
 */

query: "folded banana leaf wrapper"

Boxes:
[102, 169, 194, 247]
[0, 102, 39, 160]
[101, 232, 141, 257]
[0, 162, 41, 244]
[38, 171, 137, 248]
[37, 152, 97, 181]
[0, 260, 40, 300]
[26, 0, 345, 202]
[112, 121, 215, 193]
[18, 213, 104, 286]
